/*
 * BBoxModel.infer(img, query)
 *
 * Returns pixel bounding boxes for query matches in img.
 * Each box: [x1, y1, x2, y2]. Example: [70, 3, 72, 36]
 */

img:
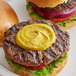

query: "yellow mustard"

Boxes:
[16, 24, 56, 51]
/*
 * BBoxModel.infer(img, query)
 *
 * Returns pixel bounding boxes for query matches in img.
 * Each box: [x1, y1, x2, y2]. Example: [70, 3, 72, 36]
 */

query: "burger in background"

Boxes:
[0, 0, 19, 46]
[26, 0, 76, 29]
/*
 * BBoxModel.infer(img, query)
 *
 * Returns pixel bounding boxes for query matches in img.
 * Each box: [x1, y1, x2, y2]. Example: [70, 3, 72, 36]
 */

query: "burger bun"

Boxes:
[0, 0, 19, 46]
[26, 0, 68, 8]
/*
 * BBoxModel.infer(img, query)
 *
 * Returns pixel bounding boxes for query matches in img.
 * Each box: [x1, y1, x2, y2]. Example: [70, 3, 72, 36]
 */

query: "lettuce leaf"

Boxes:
[5, 53, 67, 76]
[26, 3, 47, 20]
[26, 3, 76, 27]
[58, 15, 76, 27]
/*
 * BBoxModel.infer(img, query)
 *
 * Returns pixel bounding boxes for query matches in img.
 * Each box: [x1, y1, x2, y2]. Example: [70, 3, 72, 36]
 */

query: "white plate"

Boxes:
[0, 0, 76, 76]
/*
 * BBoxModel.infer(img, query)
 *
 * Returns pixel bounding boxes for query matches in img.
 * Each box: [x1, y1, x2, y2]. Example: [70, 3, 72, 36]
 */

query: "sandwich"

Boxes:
[26, 0, 76, 29]
[3, 20, 70, 76]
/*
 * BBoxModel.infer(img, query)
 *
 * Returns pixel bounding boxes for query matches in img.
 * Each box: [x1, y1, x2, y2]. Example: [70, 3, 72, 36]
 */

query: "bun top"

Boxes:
[0, 0, 18, 45]
[26, 0, 68, 8]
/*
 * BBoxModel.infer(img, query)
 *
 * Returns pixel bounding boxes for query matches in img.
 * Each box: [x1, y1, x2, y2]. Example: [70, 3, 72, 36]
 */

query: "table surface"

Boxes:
[0, 0, 76, 76]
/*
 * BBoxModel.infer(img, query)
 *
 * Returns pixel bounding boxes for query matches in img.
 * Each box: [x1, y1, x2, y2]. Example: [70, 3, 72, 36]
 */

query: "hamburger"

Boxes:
[3, 20, 70, 76]
[26, 0, 76, 29]
[0, 0, 19, 46]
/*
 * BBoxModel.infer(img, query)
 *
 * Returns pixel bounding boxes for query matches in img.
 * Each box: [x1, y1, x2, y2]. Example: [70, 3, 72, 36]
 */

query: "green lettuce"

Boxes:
[26, 3, 76, 27]
[58, 15, 76, 27]
[26, 3, 47, 20]
[5, 53, 67, 76]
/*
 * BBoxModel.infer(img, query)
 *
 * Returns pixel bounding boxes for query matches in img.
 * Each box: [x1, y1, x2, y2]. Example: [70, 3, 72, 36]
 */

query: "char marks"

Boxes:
[3, 20, 70, 67]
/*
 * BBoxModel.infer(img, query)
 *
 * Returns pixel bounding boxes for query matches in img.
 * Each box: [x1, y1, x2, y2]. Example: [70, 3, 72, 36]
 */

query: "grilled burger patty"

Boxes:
[3, 20, 70, 67]
[31, 0, 76, 12]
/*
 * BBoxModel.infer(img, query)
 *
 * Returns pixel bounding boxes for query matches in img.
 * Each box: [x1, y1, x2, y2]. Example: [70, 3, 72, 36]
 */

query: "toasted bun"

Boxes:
[28, 10, 76, 29]
[65, 21, 76, 29]
[0, 0, 19, 46]
[10, 57, 68, 76]
[26, 0, 68, 8]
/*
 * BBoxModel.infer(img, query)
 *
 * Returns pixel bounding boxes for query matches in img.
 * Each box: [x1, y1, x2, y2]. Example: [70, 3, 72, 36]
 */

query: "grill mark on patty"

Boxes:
[18, 52, 24, 62]
[3, 20, 70, 67]
[31, 0, 76, 12]
[46, 47, 57, 58]
[50, 24, 68, 54]
[37, 51, 43, 63]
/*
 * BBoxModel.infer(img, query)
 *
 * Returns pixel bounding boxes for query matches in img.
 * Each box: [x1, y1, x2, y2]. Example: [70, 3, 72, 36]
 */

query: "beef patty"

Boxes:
[3, 20, 70, 67]
[31, 0, 76, 12]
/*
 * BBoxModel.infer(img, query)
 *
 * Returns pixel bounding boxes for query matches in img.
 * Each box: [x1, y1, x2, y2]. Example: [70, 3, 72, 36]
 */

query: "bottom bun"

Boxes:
[10, 57, 68, 76]
[65, 21, 76, 29]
